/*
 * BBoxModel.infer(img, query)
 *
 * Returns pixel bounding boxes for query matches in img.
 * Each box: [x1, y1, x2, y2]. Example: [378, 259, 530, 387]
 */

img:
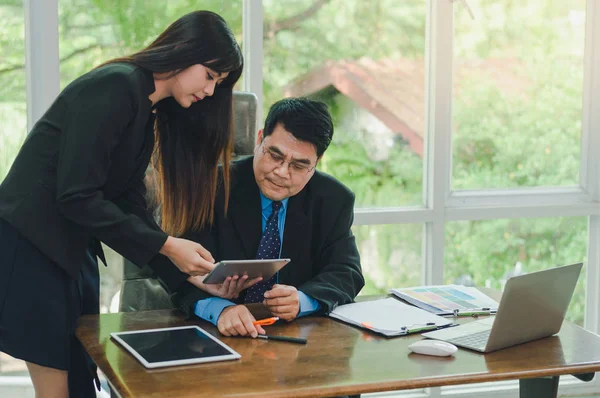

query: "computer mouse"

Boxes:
[408, 339, 458, 357]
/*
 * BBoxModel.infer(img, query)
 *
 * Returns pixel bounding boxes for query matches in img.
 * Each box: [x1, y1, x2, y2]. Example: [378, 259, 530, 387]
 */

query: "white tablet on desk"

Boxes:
[110, 326, 240, 369]
[202, 258, 291, 284]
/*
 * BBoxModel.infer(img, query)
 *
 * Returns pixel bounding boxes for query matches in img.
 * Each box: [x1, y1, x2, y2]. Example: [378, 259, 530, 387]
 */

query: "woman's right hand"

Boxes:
[159, 236, 215, 276]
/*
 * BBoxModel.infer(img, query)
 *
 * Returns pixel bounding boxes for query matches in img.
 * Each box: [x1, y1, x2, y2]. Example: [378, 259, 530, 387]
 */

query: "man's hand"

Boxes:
[263, 284, 300, 322]
[187, 274, 263, 299]
[217, 305, 265, 338]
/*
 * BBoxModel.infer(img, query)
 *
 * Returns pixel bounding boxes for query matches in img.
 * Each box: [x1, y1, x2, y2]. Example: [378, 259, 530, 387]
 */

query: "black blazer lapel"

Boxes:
[229, 159, 262, 259]
[279, 188, 309, 283]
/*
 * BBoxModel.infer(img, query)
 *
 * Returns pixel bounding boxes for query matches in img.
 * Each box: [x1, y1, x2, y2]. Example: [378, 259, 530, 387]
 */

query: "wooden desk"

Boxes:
[76, 308, 600, 398]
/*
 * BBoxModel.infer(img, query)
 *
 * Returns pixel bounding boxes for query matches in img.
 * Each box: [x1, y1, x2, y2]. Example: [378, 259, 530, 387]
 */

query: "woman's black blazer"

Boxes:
[0, 63, 169, 280]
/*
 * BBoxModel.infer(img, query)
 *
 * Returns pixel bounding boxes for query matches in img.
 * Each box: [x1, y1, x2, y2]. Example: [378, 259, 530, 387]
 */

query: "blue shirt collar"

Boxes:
[259, 191, 289, 212]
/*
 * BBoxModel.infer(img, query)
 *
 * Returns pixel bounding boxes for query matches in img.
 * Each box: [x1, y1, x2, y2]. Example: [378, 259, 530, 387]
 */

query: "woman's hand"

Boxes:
[159, 236, 215, 276]
[187, 274, 263, 299]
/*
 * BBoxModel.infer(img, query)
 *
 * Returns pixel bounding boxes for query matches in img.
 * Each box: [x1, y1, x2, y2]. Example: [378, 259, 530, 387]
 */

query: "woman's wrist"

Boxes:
[159, 236, 175, 257]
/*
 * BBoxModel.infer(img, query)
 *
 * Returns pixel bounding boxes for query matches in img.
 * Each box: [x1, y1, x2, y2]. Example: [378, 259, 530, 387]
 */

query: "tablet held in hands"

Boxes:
[202, 259, 291, 284]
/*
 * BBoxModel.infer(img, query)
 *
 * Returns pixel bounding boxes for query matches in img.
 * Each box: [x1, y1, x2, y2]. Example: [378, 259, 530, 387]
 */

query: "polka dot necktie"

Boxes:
[244, 201, 282, 303]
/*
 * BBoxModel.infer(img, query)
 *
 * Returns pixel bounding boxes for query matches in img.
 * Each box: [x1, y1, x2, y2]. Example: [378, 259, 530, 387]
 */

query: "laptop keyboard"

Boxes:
[446, 330, 490, 351]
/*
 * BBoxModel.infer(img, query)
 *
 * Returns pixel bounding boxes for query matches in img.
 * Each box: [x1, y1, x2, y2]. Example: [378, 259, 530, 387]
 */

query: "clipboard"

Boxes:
[328, 297, 454, 337]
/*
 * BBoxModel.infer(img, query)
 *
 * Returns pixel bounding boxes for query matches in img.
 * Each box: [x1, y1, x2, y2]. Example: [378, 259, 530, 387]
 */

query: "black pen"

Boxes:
[257, 335, 307, 344]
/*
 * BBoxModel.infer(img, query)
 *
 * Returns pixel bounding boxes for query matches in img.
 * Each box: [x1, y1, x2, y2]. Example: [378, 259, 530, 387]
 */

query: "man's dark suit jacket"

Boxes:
[168, 156, 365, 318]
[0, 63, 168, 279]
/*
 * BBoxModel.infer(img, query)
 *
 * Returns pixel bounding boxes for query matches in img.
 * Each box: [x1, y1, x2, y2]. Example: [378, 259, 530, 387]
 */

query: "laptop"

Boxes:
[422, 262, 583, 353]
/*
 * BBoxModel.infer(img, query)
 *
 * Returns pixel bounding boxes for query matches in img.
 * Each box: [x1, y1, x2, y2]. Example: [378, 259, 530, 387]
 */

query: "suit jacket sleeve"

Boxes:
[167, 225, 220, 318]
[113, 175, 189, 290]
[298, 192, 364, 314]
[55, 74, 167, 267]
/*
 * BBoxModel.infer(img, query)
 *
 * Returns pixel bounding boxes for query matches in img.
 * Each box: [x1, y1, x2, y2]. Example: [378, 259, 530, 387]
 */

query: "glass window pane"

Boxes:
[263, 0, 426, 207]
[59, 0, 242, 89]
[0, 0, 28, 381]
[0, 1, 26, 183]
[445, 217, 587, 326]
[58, 0, 242, 312]
[452, 1, 586, 189]
[354, 224, 422, 295]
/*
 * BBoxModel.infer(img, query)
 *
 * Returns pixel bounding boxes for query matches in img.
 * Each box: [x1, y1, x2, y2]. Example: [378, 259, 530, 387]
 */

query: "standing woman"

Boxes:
[0, 10, 242, 398]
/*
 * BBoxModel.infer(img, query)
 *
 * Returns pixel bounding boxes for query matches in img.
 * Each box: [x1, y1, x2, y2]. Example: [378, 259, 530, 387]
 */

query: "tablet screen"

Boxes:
[111, 326, 240, 368]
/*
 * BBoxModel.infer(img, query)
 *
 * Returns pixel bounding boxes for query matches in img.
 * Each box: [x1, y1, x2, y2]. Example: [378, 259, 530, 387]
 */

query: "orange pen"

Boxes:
[253, 317, 279, 326]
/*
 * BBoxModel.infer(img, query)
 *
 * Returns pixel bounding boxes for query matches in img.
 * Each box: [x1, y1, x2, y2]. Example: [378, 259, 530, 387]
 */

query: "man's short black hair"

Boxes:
[263, 97, 334, 157]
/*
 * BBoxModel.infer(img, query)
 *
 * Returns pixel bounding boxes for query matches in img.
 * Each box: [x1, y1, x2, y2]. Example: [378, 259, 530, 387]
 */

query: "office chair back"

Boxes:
[119, 91, 258, 312]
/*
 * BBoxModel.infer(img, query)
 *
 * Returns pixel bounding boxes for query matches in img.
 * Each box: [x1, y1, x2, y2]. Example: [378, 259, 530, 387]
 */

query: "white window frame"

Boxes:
[20, 0, 600, 396]
[24, 0, 59, 132]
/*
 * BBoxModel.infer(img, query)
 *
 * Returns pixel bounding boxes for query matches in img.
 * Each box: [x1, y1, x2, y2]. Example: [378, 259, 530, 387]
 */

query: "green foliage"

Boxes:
[323, 140, 422, 207]
[453, 61, 582, 189]
[353, 223, 423, 295]
[0, 2, 25, 102]
[262, 0, 426, 115]
[0, 2, 26, 180]
[58, 0, 243, 89]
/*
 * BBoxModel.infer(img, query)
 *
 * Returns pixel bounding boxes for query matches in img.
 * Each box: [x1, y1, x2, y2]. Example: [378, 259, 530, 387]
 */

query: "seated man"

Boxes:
[163, 97, 364, 337]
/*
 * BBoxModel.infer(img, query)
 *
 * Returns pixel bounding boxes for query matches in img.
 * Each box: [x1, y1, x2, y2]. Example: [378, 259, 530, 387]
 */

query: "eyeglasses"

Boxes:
[261, 146, 316, 175]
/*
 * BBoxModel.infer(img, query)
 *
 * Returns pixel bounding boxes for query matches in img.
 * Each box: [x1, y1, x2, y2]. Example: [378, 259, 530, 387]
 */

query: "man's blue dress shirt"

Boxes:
[194, 192, 321, 325]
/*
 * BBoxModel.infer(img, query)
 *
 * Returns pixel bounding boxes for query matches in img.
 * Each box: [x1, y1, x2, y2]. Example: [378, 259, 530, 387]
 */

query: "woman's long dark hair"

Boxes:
[103, 11, 242, 236]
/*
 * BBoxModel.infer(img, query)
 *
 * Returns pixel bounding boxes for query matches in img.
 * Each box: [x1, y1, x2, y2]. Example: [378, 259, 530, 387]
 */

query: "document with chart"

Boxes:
[390, 285, 499, 316]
